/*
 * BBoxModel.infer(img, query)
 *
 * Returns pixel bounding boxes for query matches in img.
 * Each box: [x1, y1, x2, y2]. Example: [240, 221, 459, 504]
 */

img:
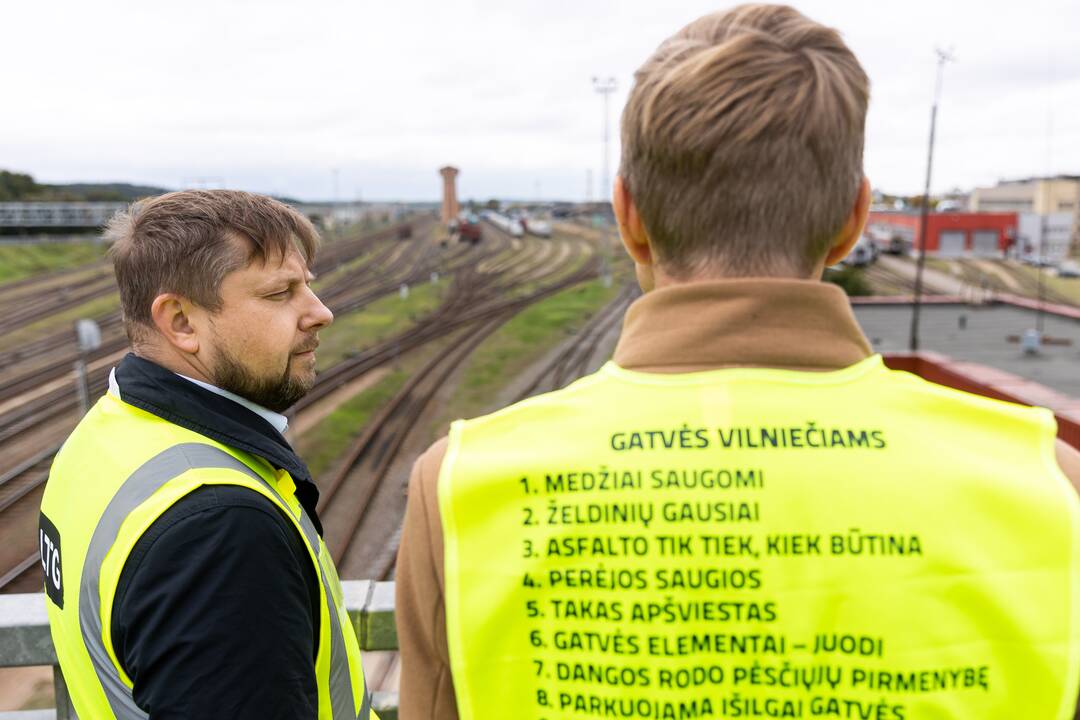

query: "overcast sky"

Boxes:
[3, 0, 1078, 201]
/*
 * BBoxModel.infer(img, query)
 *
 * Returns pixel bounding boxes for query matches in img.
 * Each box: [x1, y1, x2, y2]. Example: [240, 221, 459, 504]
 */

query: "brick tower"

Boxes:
[439, 166, 460, 224]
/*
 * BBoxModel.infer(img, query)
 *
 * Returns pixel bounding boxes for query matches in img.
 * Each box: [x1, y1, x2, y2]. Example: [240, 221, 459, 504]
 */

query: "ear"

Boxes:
[824, 176, 871, 267]
[149, 293, 201, 355]
[613, 175, 653, 266]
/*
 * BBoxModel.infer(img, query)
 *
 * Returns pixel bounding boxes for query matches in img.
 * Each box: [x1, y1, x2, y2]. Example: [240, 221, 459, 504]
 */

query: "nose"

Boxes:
[301, 286, 334, 332]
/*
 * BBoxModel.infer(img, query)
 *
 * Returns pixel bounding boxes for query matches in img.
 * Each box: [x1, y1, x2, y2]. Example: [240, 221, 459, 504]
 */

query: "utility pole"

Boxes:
[592, 76, 617, 208]
[908, 47, 955, 352]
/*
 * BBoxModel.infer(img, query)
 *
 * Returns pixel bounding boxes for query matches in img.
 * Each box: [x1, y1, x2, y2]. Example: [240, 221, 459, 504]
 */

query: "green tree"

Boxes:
[0, 170, 39, 201]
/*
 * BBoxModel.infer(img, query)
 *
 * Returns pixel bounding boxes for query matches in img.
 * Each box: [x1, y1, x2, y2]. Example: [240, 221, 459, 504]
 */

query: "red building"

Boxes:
[867, 211, 1017, 257]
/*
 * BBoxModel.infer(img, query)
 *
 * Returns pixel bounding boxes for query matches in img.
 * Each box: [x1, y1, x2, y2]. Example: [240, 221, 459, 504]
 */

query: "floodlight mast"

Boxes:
[592, 76, 617, 208]
[909, 47, 955, 352]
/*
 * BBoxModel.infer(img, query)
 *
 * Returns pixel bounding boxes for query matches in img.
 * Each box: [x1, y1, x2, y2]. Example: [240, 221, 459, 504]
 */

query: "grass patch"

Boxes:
[294, 366, 413, 479]
[1009, 264, 1080, 304]
[315, 279, 446, 370]
[0, 241, 107, 285]
[442, 277, 623, 423]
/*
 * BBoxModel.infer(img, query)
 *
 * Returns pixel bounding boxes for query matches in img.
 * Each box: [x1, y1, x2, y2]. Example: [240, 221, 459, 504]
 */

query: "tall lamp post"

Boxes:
[909, 47, 955, 352]
[592, 76, 617, 209]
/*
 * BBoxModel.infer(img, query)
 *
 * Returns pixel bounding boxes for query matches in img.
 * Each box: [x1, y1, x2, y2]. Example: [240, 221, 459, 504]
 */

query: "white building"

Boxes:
[970, 176, 1080, 257]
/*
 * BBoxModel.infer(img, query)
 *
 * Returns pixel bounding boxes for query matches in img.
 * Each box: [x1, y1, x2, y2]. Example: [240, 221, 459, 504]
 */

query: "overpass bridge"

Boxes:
[0, 203, 126, 231]
[0, 201, 406, 234]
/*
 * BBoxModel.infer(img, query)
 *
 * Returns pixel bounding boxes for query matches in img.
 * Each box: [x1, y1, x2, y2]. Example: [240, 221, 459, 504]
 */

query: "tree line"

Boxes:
[0, 170, 166, 202]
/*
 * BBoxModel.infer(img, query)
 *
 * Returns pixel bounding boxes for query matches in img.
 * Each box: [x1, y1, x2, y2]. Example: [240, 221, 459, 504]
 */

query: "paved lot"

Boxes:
[853, 303, 1080, 398]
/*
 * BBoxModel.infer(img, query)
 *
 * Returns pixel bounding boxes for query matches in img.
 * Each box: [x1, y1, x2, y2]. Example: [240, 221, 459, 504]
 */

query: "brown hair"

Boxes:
[619, 4, 870, 276]
[106, 190, 319, 343]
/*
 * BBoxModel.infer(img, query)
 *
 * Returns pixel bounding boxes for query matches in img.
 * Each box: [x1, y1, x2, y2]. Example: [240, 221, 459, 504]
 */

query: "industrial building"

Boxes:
[866, 210, 1016, 257]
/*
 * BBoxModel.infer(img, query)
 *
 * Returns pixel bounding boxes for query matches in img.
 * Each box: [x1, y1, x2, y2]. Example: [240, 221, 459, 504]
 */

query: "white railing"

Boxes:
[0, 580, 398, 719]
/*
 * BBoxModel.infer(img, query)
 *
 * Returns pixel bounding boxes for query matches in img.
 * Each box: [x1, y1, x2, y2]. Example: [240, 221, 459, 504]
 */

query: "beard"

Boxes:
[209, 343, 314, 413]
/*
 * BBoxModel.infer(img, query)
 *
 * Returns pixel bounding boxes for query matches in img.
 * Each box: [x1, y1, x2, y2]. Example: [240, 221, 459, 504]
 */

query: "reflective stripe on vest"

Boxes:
[76, 442, 369, 719]
[440, 356, 1080, 719]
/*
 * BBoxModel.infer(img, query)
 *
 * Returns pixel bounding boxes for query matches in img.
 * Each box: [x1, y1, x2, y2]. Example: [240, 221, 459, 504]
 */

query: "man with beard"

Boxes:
[39, 190, 375, 719]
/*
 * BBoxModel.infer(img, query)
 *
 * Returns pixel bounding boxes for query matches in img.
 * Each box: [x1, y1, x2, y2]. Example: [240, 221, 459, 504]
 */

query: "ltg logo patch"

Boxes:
[39, 513, 63, 609]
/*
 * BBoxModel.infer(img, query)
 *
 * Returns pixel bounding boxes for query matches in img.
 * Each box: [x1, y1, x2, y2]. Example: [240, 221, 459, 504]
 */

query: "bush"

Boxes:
[824, 265, 873, 296]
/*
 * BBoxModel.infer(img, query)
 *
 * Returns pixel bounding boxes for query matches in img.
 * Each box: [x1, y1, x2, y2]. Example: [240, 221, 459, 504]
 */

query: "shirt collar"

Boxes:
[175, 374, 289, 435]
[110, 369, 289, 434]
[612, 278, 873, 373]
[109, 353, 322, 535]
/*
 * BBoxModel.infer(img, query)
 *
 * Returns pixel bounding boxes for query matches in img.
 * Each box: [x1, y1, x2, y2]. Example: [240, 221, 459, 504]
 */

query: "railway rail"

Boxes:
[0, 258, 110, 306]
[0, 221, 603, 593]
[0, 220, 432, 405]
[513, 282, 637, 402]
[311, 225, 613, 697]
[0, 221, 429, 393]
[0, 274, 117, 338]
[0, 218, 631, 712]
[0, 221, 435, 592]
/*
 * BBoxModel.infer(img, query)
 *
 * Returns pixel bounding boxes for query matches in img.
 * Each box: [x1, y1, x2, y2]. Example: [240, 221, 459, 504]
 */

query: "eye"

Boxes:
[267, 289, 291, 299]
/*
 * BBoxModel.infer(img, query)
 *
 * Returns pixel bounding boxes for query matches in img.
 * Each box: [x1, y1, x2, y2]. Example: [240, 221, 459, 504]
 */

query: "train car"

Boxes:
[522, 218, 552, 238]
[457, 215, 483, 244]
[487, 212, 524, 237]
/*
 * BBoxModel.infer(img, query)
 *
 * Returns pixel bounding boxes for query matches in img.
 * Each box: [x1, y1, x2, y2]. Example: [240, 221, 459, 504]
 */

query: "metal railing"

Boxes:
[882, 351, 1080, 450]
[0, 580, 399, 720]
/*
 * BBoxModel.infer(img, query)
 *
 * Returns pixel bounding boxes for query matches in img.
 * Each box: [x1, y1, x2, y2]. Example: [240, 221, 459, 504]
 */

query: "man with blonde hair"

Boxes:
[397, 6, 1080, 718]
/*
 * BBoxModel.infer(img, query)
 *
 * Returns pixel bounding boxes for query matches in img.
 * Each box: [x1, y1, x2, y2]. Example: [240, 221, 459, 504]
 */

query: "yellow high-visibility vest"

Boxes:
[39, 392, 373, 719]
[441, 355, 1080, 719]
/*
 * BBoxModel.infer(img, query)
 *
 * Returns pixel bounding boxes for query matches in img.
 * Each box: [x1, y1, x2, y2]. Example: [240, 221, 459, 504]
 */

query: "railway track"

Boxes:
[991, 262, 1076, 307]
[0, 222, 546, 592]
[0, 224, 619, 625]
[313, 227, 616, 698]
[0, 220, 626, 707]
[0, 222, 427, 395]
[0, 222, 435, 592]
[861, 260, 956, 296]
[513, 281, 637, 402]
[0, 261, 428, 474]
[861, 256, 1080, 309]
[0, 258, 110, 307]
[0, 445, 63, 593]
[0, 274, 118, 338]
[315, 227, 604, 579]
[322, 263, 602, 575]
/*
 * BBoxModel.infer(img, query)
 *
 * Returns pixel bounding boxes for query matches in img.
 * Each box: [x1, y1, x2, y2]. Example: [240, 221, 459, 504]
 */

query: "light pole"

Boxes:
[592, 76, 617, 208]
[909, 47, 955, 352]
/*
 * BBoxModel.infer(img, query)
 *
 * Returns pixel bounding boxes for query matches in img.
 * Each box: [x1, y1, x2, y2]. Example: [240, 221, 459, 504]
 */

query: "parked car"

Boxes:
[841, 235, 879, 267]
[1055, 260, 1080, 278]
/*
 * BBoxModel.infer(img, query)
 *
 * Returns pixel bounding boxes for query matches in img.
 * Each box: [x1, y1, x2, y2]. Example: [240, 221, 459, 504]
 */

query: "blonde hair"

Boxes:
[619, 4, 870, 276]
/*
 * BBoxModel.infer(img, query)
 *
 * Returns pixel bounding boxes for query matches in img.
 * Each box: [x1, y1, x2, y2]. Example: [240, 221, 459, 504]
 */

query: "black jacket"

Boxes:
[110, 354, 324, 719]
